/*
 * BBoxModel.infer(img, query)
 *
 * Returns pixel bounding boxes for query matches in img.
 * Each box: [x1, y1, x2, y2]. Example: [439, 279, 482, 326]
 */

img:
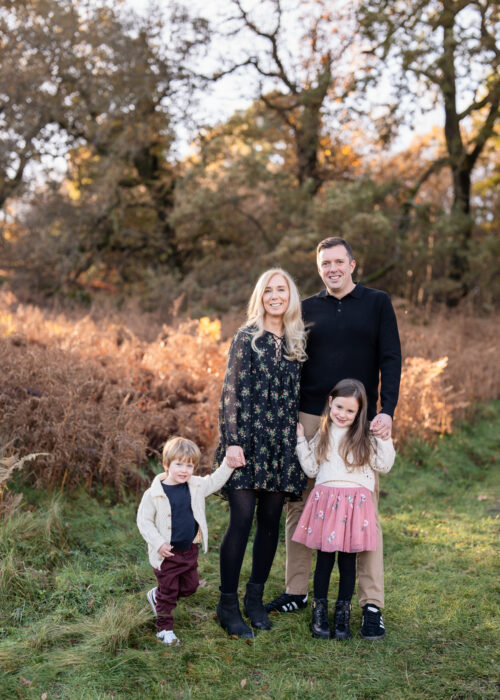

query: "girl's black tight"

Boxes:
[220, 489, 285, 593]
[313, 549, 357, 601]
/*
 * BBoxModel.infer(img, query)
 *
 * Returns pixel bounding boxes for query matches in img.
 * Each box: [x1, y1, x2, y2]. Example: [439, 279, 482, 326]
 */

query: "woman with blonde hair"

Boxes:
[214, 268, 307, 638]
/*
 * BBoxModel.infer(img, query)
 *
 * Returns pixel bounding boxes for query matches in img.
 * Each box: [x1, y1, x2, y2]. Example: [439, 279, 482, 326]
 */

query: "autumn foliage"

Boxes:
[0, 294, 226, 497]
[0, 292, 498, 498]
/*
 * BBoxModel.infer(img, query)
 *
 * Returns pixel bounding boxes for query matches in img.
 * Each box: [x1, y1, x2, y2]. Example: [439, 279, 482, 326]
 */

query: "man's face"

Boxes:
[317, 245, 356, 297]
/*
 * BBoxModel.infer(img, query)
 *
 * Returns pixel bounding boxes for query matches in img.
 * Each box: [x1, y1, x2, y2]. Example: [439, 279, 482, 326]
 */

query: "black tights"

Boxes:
[220, 489, 285, 594]
[313, 549, 357, 601]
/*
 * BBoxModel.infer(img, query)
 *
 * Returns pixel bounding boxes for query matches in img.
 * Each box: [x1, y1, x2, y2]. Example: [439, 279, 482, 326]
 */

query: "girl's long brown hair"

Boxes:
[315, 379, 374, 469]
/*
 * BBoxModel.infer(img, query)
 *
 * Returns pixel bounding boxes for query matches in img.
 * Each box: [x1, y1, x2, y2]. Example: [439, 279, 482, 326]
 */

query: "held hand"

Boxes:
[226, 445, 246, 468]
[296, 422, 305, 438]
[158, 542, 174, 558]
[370, 413, 393, 440]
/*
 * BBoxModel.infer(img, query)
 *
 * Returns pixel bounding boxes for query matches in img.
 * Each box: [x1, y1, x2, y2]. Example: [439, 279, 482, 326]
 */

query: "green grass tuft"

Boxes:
[0, 403, 498, 699]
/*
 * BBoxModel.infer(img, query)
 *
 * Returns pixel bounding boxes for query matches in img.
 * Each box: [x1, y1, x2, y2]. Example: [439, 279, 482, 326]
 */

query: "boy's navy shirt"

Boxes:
[300, 283, 401, 420]
[161, 482, 198, 550]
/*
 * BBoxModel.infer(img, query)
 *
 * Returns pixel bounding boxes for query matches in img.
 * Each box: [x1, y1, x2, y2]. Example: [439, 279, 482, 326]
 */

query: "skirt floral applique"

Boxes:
[292, 484, 377, 553]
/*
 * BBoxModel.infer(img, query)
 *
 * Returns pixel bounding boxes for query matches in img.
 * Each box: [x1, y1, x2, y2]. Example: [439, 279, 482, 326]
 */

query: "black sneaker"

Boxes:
[361, 604, 385, 640]
[264, 592, 308, 613]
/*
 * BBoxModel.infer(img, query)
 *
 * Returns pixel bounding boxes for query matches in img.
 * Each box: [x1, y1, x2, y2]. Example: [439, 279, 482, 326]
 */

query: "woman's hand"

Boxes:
[296, 422, 305, 438]
[226, 445, 246, 468]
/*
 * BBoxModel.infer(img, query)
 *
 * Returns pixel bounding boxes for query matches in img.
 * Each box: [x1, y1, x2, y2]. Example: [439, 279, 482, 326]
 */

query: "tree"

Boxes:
[208, 0, 357, 196]
[170, 100, 299, 309]
[358, 0, 500, 301]
[0, 0, 209, 287]
[0, 1, 207, 203]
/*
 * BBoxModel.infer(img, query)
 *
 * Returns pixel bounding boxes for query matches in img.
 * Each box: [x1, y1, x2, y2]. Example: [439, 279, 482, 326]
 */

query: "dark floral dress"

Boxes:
[213, 326, 307, 497]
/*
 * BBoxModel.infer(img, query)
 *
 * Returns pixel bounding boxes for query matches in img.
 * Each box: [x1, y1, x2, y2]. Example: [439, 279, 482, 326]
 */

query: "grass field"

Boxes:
[1, 403, 499, 699]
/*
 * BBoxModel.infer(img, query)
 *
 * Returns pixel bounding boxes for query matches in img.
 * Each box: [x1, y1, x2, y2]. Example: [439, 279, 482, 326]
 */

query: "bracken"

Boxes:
[0, 292, 497, 495]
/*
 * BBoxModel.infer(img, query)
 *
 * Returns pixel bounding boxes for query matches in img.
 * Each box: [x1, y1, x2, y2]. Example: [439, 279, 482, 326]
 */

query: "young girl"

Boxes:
[292, 378, 395, 640]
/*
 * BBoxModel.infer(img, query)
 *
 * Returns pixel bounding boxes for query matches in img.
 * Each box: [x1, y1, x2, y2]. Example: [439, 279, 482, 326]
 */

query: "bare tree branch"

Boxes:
[466, 84, 500, 169]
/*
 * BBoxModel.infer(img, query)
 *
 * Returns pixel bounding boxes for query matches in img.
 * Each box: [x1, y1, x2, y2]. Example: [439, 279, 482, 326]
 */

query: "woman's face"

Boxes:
[262, 273, 290, 320]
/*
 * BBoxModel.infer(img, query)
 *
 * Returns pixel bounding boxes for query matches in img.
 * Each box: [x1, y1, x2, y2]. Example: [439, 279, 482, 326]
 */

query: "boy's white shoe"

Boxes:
[156, 630, 180, 646]
[147, 587, 158, 616]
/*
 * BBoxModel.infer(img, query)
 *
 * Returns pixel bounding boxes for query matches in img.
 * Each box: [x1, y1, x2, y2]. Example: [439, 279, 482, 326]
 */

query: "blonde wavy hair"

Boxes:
[245, 268, 307, 362]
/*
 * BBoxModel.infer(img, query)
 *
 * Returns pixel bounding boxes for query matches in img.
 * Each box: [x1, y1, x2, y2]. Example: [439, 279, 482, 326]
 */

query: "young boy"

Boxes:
[137, 436, 237, 646]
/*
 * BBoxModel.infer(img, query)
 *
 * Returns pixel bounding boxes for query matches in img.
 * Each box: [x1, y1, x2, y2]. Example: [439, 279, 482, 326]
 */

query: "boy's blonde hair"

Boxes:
[162, 436, 201, 469]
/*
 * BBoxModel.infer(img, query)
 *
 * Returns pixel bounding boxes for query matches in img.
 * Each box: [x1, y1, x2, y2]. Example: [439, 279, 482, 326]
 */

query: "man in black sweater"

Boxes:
[266, 237, 401, 639]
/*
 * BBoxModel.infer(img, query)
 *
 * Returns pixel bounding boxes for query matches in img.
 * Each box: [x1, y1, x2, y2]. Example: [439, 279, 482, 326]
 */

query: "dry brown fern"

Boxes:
[0, 291, 498, 496]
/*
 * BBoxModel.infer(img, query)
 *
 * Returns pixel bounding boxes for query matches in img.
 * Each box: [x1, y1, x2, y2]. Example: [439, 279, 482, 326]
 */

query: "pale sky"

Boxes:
[126, 0, 443, 158]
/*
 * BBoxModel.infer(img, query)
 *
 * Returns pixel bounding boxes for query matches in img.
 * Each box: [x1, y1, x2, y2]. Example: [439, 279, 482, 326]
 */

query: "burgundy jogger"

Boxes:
[153, 543, 199, 632]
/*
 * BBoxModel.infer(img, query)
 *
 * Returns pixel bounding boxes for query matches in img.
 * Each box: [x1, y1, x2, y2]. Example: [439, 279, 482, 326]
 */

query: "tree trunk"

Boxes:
[440, 19, 472, 303]
[289, 62, 331, 196]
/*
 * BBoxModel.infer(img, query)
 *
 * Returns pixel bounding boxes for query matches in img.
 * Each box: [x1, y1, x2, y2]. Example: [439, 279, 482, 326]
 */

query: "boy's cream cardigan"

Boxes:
[137, 459, 233, 569]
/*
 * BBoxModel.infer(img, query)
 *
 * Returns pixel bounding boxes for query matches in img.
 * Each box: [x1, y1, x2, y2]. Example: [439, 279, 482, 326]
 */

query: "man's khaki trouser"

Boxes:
[285, 411, 385, 608]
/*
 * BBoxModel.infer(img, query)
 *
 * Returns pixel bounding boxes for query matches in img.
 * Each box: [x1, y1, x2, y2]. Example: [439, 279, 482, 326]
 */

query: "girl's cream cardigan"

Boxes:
[296, 424, 395, 492]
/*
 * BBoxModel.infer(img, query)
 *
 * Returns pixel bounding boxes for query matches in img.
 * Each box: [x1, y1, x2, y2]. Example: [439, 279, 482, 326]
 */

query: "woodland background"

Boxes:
[0, 0, 499, 492]
[0, 3, 499, 698]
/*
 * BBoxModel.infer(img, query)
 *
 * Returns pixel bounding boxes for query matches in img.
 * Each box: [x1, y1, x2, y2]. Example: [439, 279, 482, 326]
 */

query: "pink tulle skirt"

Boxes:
[292, 484, 377, 553]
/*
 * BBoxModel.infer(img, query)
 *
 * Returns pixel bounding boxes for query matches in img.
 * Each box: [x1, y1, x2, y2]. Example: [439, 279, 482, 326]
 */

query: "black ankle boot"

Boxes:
[333, 600, 352, 640]
[243, 582, 272, 630]
[217, 591, 254, 638]
[310, 598, 330, 639]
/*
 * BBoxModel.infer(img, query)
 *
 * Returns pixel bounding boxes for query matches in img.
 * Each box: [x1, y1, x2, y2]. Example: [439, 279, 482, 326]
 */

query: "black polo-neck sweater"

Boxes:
[300, 283, 401, 419]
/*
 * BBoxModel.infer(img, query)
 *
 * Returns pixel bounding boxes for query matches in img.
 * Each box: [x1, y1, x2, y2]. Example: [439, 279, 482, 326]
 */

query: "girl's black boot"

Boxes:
[333, 599, 352, 640]
[310, 598, 330, 639]
[244, 582, 272, 630]
[217, 591, 254, 638]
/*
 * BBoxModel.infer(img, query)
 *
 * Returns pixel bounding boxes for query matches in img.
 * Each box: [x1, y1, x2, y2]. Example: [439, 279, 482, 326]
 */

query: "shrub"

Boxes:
[0, 291, 498, 496]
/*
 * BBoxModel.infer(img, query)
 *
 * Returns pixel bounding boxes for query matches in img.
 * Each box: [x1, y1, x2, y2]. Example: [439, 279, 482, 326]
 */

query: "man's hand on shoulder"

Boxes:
[370, 413, 392, 440]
